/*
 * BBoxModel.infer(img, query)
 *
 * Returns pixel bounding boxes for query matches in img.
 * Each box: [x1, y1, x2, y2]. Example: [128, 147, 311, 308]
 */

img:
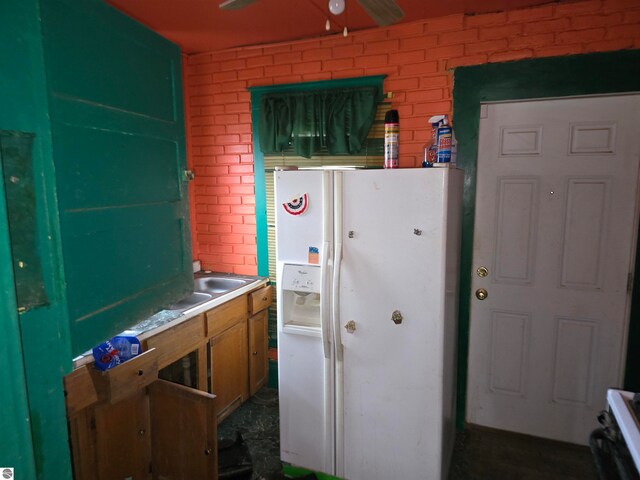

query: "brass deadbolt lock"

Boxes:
[477, 266, 489, 277]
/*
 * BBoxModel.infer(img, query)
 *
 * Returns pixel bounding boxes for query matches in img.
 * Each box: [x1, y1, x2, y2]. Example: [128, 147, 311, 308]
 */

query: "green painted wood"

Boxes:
[452, 49, 640, 430]
[0, 1, 74, 477]
[40, 0, 192, 355]
[283, 464, 341, 479]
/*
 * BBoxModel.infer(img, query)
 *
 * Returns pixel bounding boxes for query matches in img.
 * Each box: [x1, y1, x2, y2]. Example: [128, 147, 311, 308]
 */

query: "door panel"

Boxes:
[249, 310, 269, 395]
[467, 95, 640, 445]
[149, 379, 217, 480]
[94, 390, 152, 480]
[210, 321, 249, 422]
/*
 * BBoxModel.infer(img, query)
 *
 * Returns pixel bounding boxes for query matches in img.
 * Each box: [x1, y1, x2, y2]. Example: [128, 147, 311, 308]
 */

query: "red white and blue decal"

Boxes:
[283, 193, 308, 216]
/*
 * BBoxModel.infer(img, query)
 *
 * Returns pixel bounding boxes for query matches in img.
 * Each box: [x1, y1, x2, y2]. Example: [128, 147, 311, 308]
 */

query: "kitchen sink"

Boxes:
[194, 276, 253, 294]
[164, 292, 213, 312]
[164, 273, 258, 314]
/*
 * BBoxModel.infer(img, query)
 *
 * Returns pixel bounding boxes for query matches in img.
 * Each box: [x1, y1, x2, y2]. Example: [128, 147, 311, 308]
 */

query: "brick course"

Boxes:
[184, 0, 640, 273]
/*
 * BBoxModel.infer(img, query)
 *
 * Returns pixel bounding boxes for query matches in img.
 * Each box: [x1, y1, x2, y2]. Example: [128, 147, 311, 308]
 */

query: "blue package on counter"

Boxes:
[92, 333, 142, 371]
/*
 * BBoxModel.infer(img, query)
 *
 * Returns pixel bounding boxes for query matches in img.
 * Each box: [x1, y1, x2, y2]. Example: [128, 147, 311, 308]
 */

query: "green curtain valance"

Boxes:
[258, 86, 379, 158]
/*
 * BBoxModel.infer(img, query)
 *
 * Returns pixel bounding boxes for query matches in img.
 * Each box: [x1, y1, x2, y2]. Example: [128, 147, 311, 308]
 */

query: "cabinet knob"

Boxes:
[252, 351, 258, 355]
[262, 296, 268, 302]
[204, 448, 213, 456]
[137, 369, 144, 376]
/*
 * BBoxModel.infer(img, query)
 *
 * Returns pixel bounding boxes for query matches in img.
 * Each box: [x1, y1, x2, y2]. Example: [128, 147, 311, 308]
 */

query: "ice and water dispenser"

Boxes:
[280, 264, 322, 330]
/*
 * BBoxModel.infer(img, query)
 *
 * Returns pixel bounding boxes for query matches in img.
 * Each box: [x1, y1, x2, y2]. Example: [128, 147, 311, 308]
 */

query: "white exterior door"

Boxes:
[466, 95, 640, 445]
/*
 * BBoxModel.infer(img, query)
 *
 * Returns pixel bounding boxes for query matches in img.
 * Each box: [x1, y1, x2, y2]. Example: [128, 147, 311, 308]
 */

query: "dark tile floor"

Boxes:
[218, 388, 599, 480]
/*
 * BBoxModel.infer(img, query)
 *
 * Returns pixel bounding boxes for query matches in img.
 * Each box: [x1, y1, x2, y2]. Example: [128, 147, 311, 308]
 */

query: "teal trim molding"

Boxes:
[453, 49, 640, 429]
[249, 75, 386, 278]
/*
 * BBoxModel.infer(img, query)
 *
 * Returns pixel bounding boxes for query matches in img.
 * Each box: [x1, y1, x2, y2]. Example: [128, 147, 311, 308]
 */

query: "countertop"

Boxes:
[72, 273, 268, 369]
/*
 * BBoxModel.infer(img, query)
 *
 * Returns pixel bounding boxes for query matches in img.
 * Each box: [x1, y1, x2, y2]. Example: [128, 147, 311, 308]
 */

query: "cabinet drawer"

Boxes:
[64, 365, 99, 416]
[90, 348, 158, 404]
[145, 314, 206, 369]
[249, 285, 272, 315]
[206, 294, 247, 338]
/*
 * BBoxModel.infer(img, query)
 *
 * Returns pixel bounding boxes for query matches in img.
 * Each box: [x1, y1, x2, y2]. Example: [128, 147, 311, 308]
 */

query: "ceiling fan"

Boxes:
[218, 0, 405, 27]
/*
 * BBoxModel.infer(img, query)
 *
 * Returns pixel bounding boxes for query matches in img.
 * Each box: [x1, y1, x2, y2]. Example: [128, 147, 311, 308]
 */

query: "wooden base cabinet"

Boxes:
[65, 283, 273, 479]
[68, 379, 216, 480]
[207, 285, 272, 422]
[65, 349, 217, 480]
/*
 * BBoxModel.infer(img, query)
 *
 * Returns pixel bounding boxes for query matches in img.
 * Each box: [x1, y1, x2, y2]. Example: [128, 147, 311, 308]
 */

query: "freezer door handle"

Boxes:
[321, 241, 332, 359]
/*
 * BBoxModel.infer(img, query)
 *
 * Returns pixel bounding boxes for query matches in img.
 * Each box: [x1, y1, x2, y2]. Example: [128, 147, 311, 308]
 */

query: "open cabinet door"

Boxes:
[149, 379, 217, 479]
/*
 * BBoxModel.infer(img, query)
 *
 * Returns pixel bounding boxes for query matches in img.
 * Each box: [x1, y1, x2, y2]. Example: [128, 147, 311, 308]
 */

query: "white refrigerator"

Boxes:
[275, 168, 463, 480]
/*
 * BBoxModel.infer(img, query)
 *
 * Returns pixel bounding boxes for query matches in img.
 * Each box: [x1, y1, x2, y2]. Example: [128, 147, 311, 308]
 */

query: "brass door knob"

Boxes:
[475, 288, 488, 300]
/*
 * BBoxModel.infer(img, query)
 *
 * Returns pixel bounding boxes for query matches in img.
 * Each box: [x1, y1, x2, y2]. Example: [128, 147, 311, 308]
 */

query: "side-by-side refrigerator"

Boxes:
[275, 168, 463, 480]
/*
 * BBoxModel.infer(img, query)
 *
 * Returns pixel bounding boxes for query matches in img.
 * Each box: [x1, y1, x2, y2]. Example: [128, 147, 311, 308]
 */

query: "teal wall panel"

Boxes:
[41, 0, 192, 356]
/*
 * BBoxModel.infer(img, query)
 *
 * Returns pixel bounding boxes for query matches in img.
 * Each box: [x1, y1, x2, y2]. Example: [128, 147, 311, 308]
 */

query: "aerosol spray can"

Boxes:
[427, 114, 453, 166]
[435, 115, 452, 165]
[384, 109, 399, 169]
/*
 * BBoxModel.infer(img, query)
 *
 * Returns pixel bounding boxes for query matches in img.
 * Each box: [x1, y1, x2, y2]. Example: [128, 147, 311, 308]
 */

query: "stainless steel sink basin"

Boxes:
[194, 276, 252, 294]
[164, 273, 258, 314]
[164, 292, 213, 312]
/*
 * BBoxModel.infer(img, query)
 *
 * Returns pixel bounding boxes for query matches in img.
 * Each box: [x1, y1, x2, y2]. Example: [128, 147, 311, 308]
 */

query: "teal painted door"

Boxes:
[40, 0, 192, 355]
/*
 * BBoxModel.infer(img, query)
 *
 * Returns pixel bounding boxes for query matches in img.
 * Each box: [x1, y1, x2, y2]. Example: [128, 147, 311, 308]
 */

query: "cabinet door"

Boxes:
[93, 390, 152, 480]
[248, 310, 269, 396]
[210, 322, 249, 422]
[149, 379, 217, 480]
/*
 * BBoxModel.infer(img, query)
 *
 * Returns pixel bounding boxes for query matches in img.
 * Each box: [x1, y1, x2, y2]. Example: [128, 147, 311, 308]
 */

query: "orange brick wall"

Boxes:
[184, 0, 640, 274]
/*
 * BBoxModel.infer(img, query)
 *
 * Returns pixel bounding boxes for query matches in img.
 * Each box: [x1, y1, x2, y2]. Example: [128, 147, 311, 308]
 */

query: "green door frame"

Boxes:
[1, 1, 74, 477]
[453, 49, 640, 428]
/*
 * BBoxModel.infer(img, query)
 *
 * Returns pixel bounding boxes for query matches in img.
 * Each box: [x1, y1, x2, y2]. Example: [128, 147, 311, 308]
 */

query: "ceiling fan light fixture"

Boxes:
[328, 0, 345, 16]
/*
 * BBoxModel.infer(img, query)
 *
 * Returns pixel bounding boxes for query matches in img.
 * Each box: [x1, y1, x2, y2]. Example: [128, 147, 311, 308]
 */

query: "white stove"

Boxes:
[608, 389, 640, 473]
[591, 389, 640, 479]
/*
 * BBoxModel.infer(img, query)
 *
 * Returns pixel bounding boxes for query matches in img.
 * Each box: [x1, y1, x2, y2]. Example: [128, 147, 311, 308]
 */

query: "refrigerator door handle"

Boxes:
[332, 241, 343, 361]
[320, 240, 332, 359]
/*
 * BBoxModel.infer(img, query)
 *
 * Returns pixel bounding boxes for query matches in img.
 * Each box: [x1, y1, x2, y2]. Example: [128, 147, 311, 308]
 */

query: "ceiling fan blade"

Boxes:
[357, 0, 404, 26]
[219, 0, 258, 10]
